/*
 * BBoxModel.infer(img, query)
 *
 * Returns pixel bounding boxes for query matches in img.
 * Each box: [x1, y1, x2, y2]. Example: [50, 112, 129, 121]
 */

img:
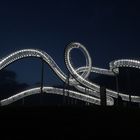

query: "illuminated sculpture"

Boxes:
[0, 42, 140, 106]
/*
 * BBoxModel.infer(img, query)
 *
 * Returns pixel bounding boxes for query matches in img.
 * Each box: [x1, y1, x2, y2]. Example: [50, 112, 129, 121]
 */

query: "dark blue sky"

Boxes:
[0, 0, 140, 86]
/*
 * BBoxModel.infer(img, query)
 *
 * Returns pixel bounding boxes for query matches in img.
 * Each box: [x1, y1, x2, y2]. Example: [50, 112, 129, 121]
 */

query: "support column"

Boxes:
[100, 86, 106, 106]
[40, 59, 44, 105]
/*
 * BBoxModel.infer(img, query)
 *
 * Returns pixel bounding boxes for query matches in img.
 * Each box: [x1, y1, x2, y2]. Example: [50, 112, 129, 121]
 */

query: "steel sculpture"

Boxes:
[0, 42, 140, 106]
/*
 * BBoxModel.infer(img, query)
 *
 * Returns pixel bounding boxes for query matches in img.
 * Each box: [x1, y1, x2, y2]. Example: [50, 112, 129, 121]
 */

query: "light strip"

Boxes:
[0, 42, 140, 106]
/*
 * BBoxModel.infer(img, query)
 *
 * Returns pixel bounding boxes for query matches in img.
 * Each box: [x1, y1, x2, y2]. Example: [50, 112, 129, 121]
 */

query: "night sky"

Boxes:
[0, 0, 140, 86]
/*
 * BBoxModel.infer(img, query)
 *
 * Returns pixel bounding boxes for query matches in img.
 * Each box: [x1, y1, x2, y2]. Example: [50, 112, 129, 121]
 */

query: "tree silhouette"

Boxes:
[0, 69, 29, 104]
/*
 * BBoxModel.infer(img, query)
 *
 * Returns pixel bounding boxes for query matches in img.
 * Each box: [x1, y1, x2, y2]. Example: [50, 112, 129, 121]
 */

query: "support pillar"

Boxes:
[100, 86, 106, 106]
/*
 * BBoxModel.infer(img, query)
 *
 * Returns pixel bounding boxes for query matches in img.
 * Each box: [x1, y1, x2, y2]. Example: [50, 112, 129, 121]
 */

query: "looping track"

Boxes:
[0, 42, 140, 106]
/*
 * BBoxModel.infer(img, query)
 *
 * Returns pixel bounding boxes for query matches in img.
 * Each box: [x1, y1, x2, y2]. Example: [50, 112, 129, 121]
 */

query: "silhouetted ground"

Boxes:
[0, 105, 140, 138]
